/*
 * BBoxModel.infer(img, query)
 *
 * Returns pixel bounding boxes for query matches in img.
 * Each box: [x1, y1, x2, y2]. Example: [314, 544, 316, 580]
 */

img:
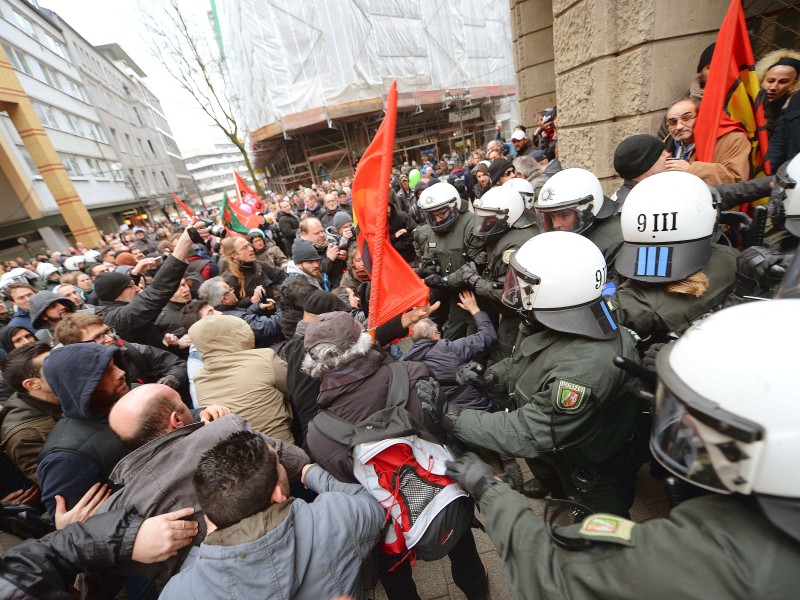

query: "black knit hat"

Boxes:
[614, 134, 666, 180]
[488, 158, 514, 186]
[302, 289, 348, 315]
[292, 238, 321, 263]
[94, 272, 133, 302]
[697, 43, 715, 73]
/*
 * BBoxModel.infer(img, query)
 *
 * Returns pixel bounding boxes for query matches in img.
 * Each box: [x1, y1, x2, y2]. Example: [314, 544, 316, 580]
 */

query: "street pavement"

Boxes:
[368, 460, 671, 600]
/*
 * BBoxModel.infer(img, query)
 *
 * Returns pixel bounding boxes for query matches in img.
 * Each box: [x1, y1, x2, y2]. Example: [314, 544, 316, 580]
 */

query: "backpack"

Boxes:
[312, 363, 471, 562]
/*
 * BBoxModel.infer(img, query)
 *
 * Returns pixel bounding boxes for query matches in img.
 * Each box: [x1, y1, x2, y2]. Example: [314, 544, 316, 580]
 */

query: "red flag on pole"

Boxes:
[171, 193, 196, 220]
[233, 171, 267, 214]
[352, 82, 429, 330]
[226, 182, 262, 230]
[694, 0, 769, 179]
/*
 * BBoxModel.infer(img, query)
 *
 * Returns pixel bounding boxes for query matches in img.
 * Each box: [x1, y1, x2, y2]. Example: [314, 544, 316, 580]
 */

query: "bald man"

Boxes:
[89, 384, 310, 589]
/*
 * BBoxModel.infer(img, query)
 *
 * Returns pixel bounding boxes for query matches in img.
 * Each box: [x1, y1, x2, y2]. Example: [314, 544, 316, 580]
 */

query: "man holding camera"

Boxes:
[299, 217, 347, 288]
[93, 223, 198, 349]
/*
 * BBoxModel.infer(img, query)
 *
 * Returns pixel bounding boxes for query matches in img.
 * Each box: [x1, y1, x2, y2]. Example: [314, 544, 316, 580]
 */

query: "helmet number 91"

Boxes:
[595, 266, 606, 289]
[637, 212, 678, 233]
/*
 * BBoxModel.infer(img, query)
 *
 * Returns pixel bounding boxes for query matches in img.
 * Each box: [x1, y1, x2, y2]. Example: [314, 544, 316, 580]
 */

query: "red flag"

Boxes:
[234, 171, 267, 213]
[694, 0, 769, 178]
[352, 82, 429, 330]
[171, 193, 196, 220]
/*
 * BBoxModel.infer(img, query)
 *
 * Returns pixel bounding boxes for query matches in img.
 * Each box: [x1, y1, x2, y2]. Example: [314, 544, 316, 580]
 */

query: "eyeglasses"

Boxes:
[224, 288, 236, 297]
[666, 112, 697, 128]
[503, 169, 515, 177]
[85, 327, 115, 343]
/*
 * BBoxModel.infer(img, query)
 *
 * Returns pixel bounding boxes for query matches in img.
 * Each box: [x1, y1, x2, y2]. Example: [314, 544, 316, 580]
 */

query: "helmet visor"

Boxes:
[424, 205, 457, 233]
[535, 206, 587, 233]
[473, 208, 510, 238]
[501, 262, 539, 310]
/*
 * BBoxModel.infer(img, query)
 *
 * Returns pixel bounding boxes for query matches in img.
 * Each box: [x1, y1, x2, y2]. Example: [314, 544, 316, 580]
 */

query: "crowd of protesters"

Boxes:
[0, 43, 799, 600]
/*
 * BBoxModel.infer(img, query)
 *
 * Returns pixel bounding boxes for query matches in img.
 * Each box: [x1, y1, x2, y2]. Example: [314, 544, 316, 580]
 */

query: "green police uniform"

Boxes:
[613, 243, 738, 341]
[585, 214, 624, 275]
[417, 209, 476, 340]
[479, 484, 800, 600]
[471, 226, 539, 362]
[452, 323, 644, 516]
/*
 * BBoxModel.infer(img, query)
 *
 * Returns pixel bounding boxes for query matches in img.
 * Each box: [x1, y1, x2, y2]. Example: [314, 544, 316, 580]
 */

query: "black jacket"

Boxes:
[223, 260, 287, 308]
[95, 254, 188, 348]
[277, 211, 300, 242]
[116, 339, 187, 388]
[0, 507, 141, 600]
[388, 204, 417, 264]
[766, 92, 800, 171]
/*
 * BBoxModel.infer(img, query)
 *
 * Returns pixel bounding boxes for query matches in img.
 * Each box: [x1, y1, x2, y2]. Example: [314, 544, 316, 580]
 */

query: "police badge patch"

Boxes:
[502, 249, 515, 264]
[555, 380, 588, 411]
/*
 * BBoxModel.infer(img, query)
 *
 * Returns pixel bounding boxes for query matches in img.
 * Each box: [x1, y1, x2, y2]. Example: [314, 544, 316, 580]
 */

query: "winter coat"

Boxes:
[278, 211, 300, 242]
[94, 414, 308, 585]
[666, 130, 751, 185]
[222, 259, 287, 308]
[215, 303, 283, 347]
[36, 345, 129, 515]
[189, 315, 293, 442]
[402, 311, 497, 411]
[388, 204, 417, 264]
[766, 91, 800, 169]
[95, 254, 188, 348]
[160, 466, 382, 600]
[0, 391, 60, 484]
[115, 339, 187, 388]
[305, 350, 446, 483]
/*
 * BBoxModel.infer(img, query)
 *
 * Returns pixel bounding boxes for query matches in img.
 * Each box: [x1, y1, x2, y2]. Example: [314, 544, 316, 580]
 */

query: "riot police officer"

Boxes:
[445, 299, 800, 600]
[425, 232, 645, 517]
[449, 185, 538, 363]
[416, 182, 478, 339]
[534, 167, 623, 271]
[612, 171, 739, 342]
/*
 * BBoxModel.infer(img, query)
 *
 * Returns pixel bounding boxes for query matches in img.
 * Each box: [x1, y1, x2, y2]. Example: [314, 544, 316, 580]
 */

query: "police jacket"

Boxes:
[613, 243, 738, 341]
[453, 324, 640, 469]
[478, 486, 800, 600]
[95, 254, 188, 348]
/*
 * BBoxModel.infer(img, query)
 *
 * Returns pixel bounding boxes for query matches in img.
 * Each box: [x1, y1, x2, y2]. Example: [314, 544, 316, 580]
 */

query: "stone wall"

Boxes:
[512, 0, 730, 192]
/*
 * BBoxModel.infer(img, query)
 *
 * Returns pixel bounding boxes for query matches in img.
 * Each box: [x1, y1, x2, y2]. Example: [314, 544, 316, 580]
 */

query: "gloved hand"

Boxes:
[455, 362, 498, 394]
[459, 261, 481, 289]
[418, 260, 441, 278]
[735, 246, 786, 295]
[472, 251, 488, 269]
[418, 378, 462, 431]
[424, 274, 446, 288]
[642, 343, 665, 372]
[156, 375, 182, 390]
[445, 452, 498, 501]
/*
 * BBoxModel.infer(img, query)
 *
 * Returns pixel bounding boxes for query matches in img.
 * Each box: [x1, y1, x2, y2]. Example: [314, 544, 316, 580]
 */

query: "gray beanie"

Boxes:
[292, 238, 321, 263]
[332, 212, 353, 231]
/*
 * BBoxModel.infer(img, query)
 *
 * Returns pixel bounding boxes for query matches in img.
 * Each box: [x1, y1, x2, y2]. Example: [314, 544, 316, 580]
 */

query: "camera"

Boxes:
[325, 226, 351, 250]
[209, 225, 227, 238]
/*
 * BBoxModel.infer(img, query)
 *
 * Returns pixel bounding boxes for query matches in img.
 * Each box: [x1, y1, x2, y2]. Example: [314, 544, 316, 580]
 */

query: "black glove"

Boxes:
[418, 378, 462, 432]
[642, 343, 664, 372]
[455, 362, 498, 394]
[459, 261, 481, 288]
[445, 452, 498, 501]
[418, 260, 441, 278]
[424, 274, 446, 288]
[157, 374, 182, 390]
[472, 251, 488, 270]
[735, 246, 786, 295]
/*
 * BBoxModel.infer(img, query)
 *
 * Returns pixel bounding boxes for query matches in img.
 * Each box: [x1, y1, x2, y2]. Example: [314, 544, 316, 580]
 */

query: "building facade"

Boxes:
[183, 142, 254, 206]
[0, 0, 191, 256]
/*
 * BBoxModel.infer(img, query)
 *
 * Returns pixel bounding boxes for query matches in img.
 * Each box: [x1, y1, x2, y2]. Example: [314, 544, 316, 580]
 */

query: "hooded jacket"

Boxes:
[189, 315, 293, 442]
[0, 391, 61, 484]
[37, 344, 129, 515]
[0, 324, 36, 353]
[29, 292, 76, 331]
[160, 466, 382, 600]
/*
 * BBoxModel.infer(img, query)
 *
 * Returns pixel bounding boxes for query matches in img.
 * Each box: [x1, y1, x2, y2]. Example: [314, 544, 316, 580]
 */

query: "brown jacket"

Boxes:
[688, 130, 751, 185]
[0, 392, 60, 483]
[189, 315, 293, 443]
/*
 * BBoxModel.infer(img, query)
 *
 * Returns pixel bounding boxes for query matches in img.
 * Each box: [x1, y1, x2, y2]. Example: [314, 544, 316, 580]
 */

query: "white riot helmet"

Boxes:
[417, 181, 460, 233]
[501, 231, 618, 340]
[652, 299, 800, 542]
[473, 186, 525, 243]
[502, 178, 537, 227]
[534, 168, 611, 234]
[616, 172, 716, 283]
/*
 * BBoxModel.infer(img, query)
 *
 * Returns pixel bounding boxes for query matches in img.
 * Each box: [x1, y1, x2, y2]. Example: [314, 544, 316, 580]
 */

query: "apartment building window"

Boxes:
[147, 140, 157, 156]
[126, 133, 136, 155]
[31, 102, 58, 128]
[2, 43, 31, 75]
[132, 106, 144, 126]
[12, 10, 37, 39]
[161, 171, 170, 186]
[44, 34, 68, 60]
[18, 147, 41, 177]
[58, 153, 85, 178]
[37, 61, 62, 90]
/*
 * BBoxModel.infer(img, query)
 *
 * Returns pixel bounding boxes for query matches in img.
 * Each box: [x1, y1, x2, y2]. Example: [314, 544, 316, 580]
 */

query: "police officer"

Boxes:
[534, 167, 624, 272]
[612, 171, 739, 343]
[416, 182, 477, 339]
[425, 232, 645, 517]
[449, 184, 537, 363]
[445, 299, 800, 600]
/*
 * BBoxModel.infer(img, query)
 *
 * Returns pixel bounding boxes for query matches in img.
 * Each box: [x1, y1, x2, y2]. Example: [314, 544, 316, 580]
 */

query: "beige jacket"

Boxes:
[689, 130, 751, 185]
[189, 315, 293, 442]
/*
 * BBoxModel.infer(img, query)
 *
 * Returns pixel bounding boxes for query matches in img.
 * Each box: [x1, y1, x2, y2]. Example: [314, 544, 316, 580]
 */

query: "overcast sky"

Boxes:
[41, 0, 226, 155]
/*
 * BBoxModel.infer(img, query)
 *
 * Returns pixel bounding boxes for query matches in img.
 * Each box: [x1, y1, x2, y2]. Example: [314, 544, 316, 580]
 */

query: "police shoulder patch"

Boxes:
[502, 249, 515, 264]
[554, 380, 588, 412]
[578, 513, 636, 546]
[428, 242, 437, 248]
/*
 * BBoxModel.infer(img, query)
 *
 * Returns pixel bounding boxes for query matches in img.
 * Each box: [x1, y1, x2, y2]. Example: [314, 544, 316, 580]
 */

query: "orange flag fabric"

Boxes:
[694, 0, 769, 177]
[352, 82, 429, 330]
[227, 174, 263, 230]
